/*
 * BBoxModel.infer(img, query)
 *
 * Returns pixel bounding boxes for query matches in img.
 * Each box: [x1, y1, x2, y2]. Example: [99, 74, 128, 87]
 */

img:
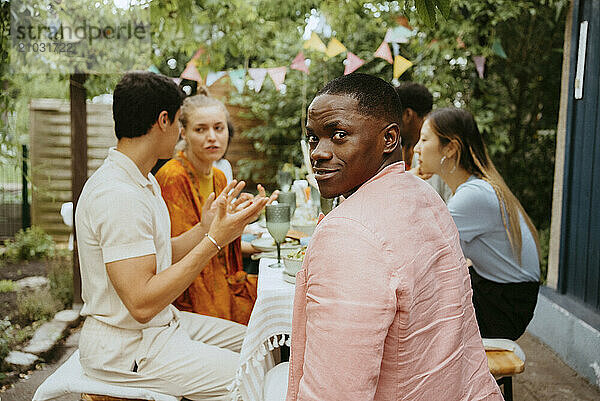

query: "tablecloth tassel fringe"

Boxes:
[271, 335, 280, 349]
[260, 343, 268, 356]
[268, 337, 275, 351]
[285, 336, 291, 347]
[279, 335, 286, 346]
[227, 376, 242, 401]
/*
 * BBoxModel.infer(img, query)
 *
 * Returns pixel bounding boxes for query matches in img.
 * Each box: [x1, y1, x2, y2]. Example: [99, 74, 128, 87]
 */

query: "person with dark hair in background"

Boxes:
[286, 73, 502, 401]
[414, 107, 541, 340]
[75, 71, 269, 399]
[395, 82, 452, 202]
[394, 81, 433, 168]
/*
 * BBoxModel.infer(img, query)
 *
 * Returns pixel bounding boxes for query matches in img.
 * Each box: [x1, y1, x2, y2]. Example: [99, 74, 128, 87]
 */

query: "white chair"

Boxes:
[33, 350, 179, 401]
[263, 362, 289, 401]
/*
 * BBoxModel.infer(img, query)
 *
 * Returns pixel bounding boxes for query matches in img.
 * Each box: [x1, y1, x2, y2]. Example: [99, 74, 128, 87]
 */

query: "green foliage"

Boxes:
[538, 226, 551, 284]
[407, 0, 567, 230]
[1, 0, 566, 234]
[47, 253, 73, 307]
[2, 226, 56, 262]
[0, 318, 41, 371]
[0, 280, 15, 293]
[0, 318, 11, 368]
[16, 288, 62, 324]
[226, 0, 565, 232]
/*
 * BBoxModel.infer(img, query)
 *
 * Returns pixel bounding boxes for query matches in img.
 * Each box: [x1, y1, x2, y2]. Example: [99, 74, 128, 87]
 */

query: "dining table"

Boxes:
[229, 258, 296, 401]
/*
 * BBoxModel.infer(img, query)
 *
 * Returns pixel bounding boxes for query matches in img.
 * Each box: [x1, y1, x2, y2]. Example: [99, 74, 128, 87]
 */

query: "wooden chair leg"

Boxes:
[81, 394, 146, 401]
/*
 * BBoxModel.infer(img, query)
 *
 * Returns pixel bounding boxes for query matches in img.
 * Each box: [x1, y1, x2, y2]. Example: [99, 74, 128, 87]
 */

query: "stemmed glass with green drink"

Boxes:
[265, 203, 291, 268]
[277, 191, 296, 221]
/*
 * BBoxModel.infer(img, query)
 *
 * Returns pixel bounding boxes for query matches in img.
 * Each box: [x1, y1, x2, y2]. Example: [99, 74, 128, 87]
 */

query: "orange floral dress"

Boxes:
[155, 151, 257, 325]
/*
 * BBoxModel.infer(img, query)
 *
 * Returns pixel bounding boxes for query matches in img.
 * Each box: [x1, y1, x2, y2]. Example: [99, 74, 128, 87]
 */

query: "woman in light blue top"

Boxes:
[414, 107, 541, 340]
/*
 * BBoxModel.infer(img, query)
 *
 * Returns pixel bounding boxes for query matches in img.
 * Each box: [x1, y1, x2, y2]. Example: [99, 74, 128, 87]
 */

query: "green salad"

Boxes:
[286, 246, 307, 261]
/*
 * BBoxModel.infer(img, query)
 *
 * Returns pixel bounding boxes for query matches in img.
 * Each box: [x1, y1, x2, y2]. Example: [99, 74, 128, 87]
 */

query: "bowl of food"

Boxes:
[283, 246, 306, 277]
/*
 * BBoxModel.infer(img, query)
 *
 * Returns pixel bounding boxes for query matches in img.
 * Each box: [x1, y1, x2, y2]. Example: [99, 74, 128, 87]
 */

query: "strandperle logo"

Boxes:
[13, 20, 148, 46]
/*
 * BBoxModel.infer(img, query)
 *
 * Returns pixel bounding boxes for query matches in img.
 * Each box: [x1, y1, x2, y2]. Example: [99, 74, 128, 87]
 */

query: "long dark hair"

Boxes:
[427, 107, 540, 262]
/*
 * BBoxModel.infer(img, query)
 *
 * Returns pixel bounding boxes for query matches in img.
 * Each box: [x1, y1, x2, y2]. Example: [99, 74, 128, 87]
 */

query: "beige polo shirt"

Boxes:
[75, 148, 175, 329]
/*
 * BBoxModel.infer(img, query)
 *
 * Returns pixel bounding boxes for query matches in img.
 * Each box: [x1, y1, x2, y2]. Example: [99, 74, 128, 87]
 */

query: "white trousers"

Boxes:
[79, 311, 246, 400]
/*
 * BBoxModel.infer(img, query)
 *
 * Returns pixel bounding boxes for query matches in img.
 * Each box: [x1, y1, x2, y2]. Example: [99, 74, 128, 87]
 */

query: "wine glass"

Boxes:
[277, 171, 293, 192]
[277, 191, 296, 220]
[265, 203, 291, 268]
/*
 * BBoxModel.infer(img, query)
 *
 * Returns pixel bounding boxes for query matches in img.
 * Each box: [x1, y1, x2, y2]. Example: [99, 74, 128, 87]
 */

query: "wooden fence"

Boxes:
[29, 78, 261, 244]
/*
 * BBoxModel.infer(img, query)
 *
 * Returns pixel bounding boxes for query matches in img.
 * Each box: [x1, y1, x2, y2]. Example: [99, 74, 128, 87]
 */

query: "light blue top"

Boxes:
[447, 176, 540, 283]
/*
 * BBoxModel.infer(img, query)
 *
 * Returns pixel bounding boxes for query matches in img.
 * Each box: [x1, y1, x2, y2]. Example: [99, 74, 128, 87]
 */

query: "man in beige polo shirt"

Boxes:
[75, 71, 268, 400]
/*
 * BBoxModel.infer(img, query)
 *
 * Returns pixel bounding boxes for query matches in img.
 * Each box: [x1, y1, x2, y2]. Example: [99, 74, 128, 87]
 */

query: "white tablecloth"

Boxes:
[229, 259, 295, 401]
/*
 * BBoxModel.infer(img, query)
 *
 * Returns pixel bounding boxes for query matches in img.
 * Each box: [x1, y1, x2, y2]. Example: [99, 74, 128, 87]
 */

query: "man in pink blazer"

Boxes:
[286, 73, 503, 401]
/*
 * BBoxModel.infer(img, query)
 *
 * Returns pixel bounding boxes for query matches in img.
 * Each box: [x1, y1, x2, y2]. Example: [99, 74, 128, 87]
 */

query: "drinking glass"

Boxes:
[320, 196, 334, 215]
[277, 191, 297, 220]
[277, 171, 293, 192]
[265, 203, 291, 268]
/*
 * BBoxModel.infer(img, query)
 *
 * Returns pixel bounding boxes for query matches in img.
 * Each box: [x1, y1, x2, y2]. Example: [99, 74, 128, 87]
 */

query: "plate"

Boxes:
[251, 237, 300, 253]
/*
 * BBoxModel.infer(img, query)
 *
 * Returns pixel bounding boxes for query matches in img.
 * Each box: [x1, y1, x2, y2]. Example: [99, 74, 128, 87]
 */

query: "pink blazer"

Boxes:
[287, 163, 503, 401]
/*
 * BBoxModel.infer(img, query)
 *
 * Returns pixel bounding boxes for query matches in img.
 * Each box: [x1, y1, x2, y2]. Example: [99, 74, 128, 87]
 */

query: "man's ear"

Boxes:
[157, 110, 170, 131]
[383, 123, 401, 154]
[402, 108, 414, 126]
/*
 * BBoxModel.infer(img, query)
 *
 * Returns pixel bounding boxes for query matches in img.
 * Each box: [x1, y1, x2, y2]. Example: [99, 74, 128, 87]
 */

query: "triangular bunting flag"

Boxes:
[171, 77, 182, 86]
[473, 56, 486, 79]
[190, 48, 205, 61]
[492, 39, 507, 59]
[228, 69, 246, 93]
[344, 52, 365, 75]
[267, 67, 287, 91]
[303, 32, 327, 53]
[374, 40, 393, 64]
[393, 55, 412, 79]
[180, 62, 203, 83]
[148, 65, 160, 74]
[325, 38, 346, 58]
[290, 51, 309, 74]
[384, 26, 415, 44]
[206, 71, 227, 87]
[248, 68, 268, 92]
[396, 16, 412, 30]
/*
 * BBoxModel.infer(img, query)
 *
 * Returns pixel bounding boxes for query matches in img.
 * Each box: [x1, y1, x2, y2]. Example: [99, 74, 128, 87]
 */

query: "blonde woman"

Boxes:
[414, 107, 540, 340]
[155, 88, 273, 325]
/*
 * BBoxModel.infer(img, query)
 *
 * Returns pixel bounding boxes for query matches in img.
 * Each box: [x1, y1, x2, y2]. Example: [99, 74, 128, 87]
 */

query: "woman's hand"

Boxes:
[208, 185, 269, 247]
[200, 180, 246, 232]
[409, 166, 433, 180]
[230, 184, 279, 213]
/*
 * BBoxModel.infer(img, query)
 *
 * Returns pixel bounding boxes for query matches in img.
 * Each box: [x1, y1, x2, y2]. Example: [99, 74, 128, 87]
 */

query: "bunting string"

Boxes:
[162, 25, 494, 94]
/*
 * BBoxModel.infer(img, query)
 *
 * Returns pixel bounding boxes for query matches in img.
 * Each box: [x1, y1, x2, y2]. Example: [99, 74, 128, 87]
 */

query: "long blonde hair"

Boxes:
[428, 107, 541, 262]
